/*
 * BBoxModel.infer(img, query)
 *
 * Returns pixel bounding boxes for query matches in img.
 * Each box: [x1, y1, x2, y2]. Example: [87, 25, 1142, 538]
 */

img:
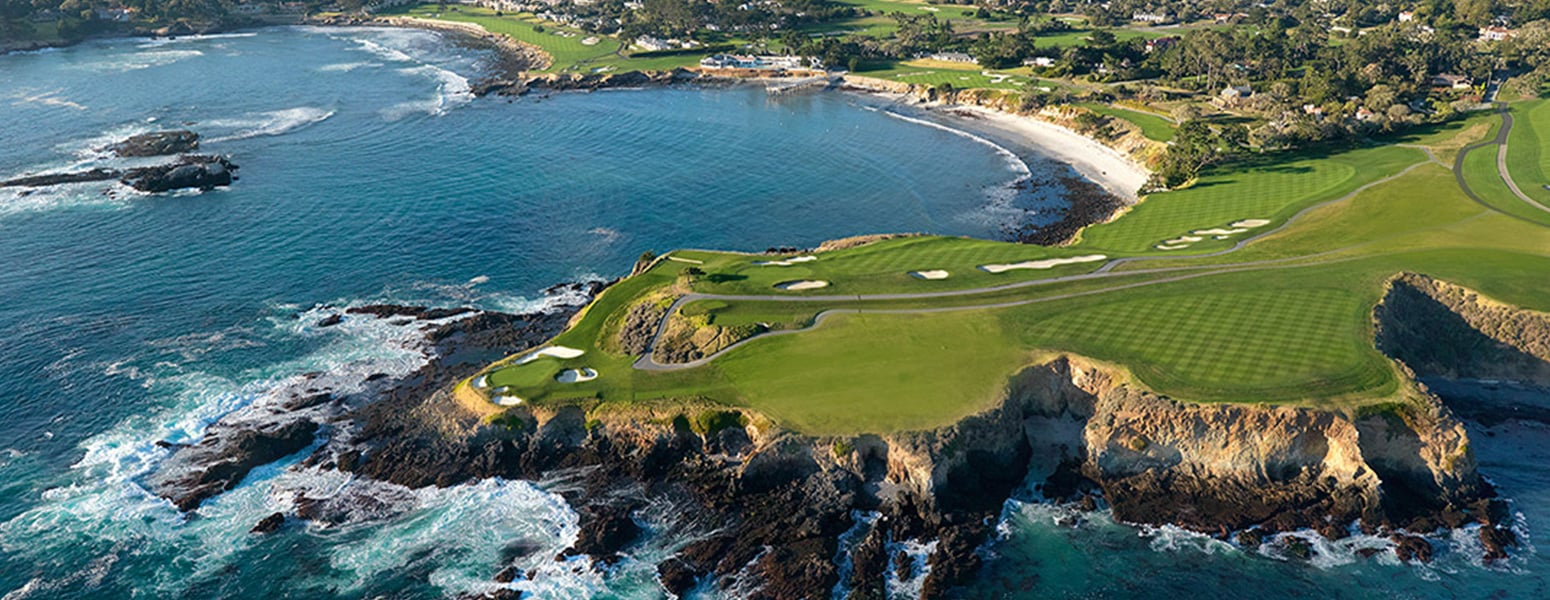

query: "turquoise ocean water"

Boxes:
[0, 26, 1544, 599]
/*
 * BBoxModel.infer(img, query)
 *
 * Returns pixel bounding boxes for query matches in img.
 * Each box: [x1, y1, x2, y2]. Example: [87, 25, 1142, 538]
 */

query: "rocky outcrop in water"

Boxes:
[0, 155, 237, 193]
[109, 130, 200, 157]
[121, 155, 237, 192]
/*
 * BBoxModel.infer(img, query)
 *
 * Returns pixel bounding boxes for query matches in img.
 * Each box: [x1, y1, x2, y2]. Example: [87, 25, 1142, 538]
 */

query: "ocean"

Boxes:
[0, 26, 1543, 599]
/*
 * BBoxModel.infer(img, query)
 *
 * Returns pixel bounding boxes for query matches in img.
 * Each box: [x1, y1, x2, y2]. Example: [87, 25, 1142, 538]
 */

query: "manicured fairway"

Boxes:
[1019, 285, 1393, 401]
[677, 236, 1109, 296]
[392, 6, 621, 72]
[717, 310, 1029, 434]
[858, 61, 1031, 90]
[1079, 103, 1176, 142]
[1504, 100, 1550, 210]
[1076, 145, 1421, 255]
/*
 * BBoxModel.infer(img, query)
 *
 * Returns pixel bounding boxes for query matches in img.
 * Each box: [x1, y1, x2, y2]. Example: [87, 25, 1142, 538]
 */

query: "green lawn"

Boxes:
[470, 101, 1550, 436]
[1075, 145, 1423, 255]
[1504, 100, 1550, 212]
[718, 311, 1028, 434]
[1079, 102, 1176, 141]
[676, 236, 1110, 297]
[389, 5, 625, 72]
[857, 60, 1031, 90]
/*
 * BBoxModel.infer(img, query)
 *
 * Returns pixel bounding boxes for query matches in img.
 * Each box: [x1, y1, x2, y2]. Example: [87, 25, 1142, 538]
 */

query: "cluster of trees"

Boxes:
[1142, 119, 1250, 191]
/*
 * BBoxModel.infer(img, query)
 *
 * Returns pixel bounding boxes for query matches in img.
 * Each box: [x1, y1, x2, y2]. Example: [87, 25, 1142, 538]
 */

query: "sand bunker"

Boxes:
[979, 254, 1107, 273]
[1193, 228, 1249, 236]
[490, 386, 523, 406]
[516, 345, 585, 365]
[581, 36, 600, 45]
[472, 375, 490, 389]
[1156, 244, 1191, 251]
[753, 255, 817, 267]
[1166, 236, 1204, 244]
[910, 270, 950, 280]
[1232, 219, 1271, 228]
[556, 368, 599, 383]
[775, 280, 830, 291]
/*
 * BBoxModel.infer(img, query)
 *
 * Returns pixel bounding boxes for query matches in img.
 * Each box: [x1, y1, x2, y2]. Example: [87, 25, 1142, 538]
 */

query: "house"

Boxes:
[1478, 26, 1514, 41]
[1145, 36, 1178, 53]
[1022, 56, 1057, 68]
[94, 6, 136, 21]
[1218, 84, 1253, 104]
[1132, 11, 1172, 25]
[1303, 103, 1324, 116]
[699, 54, 819, 71]
[1398, 11, 1415, 22]
[1431, 73, 1474, 89]
[927, 52, 977, 64]
[1356, 106, 1376, 120]
[635, 36, 673, 51]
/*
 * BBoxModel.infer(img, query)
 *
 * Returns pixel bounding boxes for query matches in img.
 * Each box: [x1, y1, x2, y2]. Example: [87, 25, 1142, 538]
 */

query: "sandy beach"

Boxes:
[839, 86, 1150, 202]
[945, 105, 1150, 201]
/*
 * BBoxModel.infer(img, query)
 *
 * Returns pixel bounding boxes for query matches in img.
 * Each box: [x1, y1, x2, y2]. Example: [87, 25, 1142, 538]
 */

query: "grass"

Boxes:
[676, 236, 1110, 296]
[1075, 145, 1422, 255]
[1078, 102, 1176, 141]
[857, 60, 1031, 91]
[389, 5, 627, 72]
[469, 98, 1550, 436]
[1504, 100, 1550, 212]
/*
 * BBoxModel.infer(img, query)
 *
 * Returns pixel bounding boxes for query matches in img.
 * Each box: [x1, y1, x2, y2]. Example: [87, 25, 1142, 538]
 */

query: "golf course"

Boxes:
[466, 98, 1550, 437]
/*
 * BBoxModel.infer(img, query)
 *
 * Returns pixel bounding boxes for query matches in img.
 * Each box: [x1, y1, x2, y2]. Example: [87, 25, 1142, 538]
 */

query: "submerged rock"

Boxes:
[109, 130, 200, 157]
[250, 512, 286, 534]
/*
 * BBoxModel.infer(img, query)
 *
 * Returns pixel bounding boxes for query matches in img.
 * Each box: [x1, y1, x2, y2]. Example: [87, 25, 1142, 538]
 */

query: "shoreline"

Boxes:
[836, 82, 1150, 203]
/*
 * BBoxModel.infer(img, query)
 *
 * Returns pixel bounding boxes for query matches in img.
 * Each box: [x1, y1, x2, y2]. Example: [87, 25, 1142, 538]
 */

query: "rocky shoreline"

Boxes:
[134, 266, 1542, 598]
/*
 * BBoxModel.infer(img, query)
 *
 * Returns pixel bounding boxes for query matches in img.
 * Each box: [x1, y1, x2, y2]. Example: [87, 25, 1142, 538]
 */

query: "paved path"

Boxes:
[1494, 110, 1550, 215]
[1452, 106, 1550, 223]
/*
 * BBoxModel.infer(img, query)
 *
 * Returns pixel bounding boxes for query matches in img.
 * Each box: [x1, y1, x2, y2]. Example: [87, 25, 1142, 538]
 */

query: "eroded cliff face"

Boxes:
[149, 273, 1534, 598]
[1376, 272, 1550, 388]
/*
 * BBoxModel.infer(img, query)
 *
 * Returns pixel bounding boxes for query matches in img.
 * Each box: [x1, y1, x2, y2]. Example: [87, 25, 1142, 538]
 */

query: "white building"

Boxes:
[927, 52, 977, 64]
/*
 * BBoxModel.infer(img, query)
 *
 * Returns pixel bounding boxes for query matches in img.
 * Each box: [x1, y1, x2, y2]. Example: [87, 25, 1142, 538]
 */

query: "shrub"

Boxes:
[690, 410, 745, 436]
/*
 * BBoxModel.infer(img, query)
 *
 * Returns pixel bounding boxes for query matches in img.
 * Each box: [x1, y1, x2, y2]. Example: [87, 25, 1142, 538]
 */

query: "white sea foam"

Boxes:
[830, 511, 881, 600]
[204, 107, 335, 143]
[383, 65, 473, 120]
[318, 61, 382, 72]
[74, 49, 204, 71]
[884, 538, 938, 599]
[0, 182, 137, 219]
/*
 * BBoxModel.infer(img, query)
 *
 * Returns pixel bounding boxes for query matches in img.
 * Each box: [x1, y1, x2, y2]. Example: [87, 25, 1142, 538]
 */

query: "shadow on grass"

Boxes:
[705, 273, 748, 284]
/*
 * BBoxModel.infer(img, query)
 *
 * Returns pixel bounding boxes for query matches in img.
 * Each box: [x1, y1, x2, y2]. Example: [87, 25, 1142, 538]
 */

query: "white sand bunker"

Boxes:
[910, 270, 950, 280]
[581, 36, 600, 45]
[775, 280, 830, 291]
[753, 255, 817, 267]
[1232, 219, 1271, 228]
[1194, 228, 1249, 236]
[556, 368, 598, 383]
[980, 254, 1107, 273]
[472, 374, 490, 389]
[1166, 236, 1203, 244]
[516, 345, 585, 365]
[1156, 244, 1191, 251]
[490, 386, 523, 406]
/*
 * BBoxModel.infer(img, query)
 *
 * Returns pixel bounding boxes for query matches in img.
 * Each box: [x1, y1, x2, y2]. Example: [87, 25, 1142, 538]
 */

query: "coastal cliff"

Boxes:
[141, 272, 1532, 598]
